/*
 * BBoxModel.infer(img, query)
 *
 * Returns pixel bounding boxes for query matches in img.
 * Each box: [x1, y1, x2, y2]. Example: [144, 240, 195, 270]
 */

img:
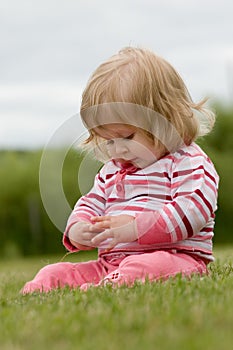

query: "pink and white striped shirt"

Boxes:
[64, 143, 219, 262]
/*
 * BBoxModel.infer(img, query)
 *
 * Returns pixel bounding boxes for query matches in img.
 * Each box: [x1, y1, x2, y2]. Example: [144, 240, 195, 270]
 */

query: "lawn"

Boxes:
[0, 246, 232, 350]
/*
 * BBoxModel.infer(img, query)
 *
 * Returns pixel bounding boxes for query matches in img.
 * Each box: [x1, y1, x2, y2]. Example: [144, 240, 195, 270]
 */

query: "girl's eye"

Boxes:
[125, 133, 134, 140]
[106, 139, 114, 145]
[106, 133, 134, 145]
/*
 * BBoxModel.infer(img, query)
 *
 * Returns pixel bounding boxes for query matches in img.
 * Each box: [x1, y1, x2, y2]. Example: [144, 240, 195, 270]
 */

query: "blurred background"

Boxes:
[0, 0, 233, 258]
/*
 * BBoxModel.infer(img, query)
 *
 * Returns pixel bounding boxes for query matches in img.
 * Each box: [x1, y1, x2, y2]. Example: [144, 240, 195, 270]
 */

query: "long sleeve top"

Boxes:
[63, 143, 219, 262]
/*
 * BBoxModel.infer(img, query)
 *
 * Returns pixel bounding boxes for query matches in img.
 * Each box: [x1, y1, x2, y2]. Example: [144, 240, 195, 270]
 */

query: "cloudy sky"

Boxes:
[1, 0, 233, 149]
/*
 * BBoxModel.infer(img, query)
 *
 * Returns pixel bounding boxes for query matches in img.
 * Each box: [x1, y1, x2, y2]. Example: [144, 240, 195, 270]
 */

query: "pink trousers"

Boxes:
[21, 251, 207, 294]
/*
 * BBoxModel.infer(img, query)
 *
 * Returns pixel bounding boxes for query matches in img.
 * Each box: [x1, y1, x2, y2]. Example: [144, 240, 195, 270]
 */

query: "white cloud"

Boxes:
[0, 82, 85, 148]
[1, 0, 233, 148]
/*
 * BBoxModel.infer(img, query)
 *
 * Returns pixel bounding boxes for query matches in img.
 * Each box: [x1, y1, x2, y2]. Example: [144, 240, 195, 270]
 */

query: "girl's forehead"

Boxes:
[93, 124, 136, 138]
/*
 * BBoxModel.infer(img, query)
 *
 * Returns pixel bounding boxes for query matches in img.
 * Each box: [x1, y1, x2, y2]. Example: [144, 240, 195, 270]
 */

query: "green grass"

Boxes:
[0, 247, 232, 350]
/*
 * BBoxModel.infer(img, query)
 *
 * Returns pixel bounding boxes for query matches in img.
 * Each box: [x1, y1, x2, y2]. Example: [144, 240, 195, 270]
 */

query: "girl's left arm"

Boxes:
[63, 168, 107, 251]
[136, 155, 219, 245]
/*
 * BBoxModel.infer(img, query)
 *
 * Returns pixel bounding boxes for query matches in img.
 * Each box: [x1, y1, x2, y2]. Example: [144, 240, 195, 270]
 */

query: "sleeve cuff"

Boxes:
[136, 212, 172, 245]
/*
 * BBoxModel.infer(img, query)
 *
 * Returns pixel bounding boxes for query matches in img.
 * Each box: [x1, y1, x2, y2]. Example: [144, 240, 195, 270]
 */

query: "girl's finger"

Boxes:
[84, 231, 100, 240]
[89, 225, 104, 233]
[91, 229, 113, 246]
[91, 216, 111, 222]
[90, 221, 110, 230]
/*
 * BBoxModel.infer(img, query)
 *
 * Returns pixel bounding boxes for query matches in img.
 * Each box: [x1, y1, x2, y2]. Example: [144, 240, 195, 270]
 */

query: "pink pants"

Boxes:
[21, 251, 207, 294]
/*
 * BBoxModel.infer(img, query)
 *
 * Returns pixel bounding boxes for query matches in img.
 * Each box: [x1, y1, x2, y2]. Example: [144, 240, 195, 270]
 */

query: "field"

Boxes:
[0, 246, 232, 350]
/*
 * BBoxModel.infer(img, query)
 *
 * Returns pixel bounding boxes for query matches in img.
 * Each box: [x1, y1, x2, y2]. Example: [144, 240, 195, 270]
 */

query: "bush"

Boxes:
[197, 104, 233, 244]
[0, 104, 232, 256]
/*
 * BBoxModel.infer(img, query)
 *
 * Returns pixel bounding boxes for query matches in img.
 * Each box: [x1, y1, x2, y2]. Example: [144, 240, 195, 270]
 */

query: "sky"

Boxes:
[1, 0, 233, 149]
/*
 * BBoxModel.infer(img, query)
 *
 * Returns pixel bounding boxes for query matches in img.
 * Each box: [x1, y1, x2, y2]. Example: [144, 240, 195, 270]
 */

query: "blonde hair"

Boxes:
[80, 47, 215, 159]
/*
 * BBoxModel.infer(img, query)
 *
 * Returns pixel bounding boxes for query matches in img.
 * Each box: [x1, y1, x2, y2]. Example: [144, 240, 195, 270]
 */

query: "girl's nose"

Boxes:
[113, 139, 128, 155]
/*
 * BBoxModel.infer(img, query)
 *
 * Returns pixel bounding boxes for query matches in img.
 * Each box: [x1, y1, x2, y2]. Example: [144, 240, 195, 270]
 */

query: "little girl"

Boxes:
[22, 47, 219, 294]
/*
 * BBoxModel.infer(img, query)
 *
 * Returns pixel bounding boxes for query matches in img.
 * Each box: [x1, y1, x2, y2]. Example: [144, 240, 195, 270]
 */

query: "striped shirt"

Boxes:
[64, 143, 219, 262]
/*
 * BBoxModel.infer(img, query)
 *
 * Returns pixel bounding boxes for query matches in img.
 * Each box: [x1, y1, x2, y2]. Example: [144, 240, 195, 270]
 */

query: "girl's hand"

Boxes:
[68, 221, 103, 249]
[90, 215, 137, 250]
[90, 215, 135, 229]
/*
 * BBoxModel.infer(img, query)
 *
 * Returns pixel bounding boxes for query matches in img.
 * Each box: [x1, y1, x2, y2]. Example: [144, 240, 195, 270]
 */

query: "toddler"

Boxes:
[22, 47, 219, 293]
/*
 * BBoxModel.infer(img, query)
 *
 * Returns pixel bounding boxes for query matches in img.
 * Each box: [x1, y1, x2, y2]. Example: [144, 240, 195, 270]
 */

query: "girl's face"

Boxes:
[93, 123, 165, 168]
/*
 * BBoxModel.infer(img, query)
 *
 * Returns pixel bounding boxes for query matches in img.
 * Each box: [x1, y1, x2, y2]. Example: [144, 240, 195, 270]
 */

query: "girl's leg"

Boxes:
[21, 260, 107, 294]
[99, 251, 207, 287]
